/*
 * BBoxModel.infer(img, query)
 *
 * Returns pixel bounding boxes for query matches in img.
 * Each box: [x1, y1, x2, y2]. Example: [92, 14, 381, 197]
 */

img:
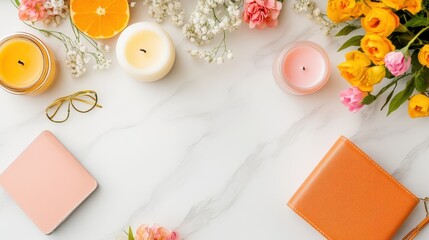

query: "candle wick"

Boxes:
[140, 49, 147, 53]
[18, 60, 24, 66]
[302, 66, 306, 71]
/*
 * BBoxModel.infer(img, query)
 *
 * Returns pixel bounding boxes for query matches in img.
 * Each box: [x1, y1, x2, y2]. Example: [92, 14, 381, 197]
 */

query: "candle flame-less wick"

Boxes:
[140, 49, 147, 53]
[302, 66, 306, 71]
[18, 60, 24, 66]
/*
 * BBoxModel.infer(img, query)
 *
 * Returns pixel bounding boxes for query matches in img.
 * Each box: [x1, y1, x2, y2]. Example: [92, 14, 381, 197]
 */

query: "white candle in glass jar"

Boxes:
[116, 22, 175, 82]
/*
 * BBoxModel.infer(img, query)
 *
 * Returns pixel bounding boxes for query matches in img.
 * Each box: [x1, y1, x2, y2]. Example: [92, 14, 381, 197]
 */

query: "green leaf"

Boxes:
[338, 35, 364, 52]
[405, 16, 429, 27]
[411, 50, 422, 72]
[388, 78, 415, 115]
[415, 68, 429, 91]
[362, 94, 376, 105]
[385, 69, 395, 79]
[335, 25, 360, 37]
[128, 227, 135, 240]
[381, 83, 397, 111]
[394, 24, 409, 33]
[415, 72, 429, 92]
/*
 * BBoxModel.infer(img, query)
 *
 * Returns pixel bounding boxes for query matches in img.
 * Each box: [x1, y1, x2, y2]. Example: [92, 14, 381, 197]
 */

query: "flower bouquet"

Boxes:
[325, 0, 429, 118]
[126, 224, 180, 240]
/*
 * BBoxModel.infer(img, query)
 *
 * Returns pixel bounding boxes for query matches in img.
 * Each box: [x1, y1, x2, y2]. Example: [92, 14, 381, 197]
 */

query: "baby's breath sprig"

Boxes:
[22, 19, 111, 78]
[132, 0, 185, 27]
[294, 0, 338, 35]
[184, 0, 242, 63]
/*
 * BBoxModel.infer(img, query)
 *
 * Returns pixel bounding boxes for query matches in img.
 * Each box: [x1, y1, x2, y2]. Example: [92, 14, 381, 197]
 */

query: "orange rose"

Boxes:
[359, 0, 387, 15]
[361, 34, 395, 65]
[361, 8, 399, 37]
[381, 0, 422, 14]
[327, 0, 362, 23]
[404, 0, 423, 14]
[408, 94, 429, 118]
[418, 45, 429, 67]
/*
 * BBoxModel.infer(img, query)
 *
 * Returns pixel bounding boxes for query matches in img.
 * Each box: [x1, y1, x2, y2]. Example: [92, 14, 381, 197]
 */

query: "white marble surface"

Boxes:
[0, 1, 428, 239]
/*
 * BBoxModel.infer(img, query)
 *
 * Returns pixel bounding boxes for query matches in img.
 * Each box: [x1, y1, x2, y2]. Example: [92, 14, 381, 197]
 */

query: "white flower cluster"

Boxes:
[64, 40, 111, 78]
[293, 0, 337, 35]
[94, 42, 112, 70]
[141, 0, 185, 27]
[183, 0, 242, 63]
[187, 48, 233, 64]
[66, 42, 89, 78]
[43, 0, 69, 26]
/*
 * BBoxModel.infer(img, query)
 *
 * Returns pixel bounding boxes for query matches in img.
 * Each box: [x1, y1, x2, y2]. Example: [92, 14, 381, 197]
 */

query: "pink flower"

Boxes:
[243, 0, 282, 29]
[134, 224, 180, 240]
[18, 0, 47, 22]
[384, 51, 411, 76]
[168, 232, 180, 240]
[340, 87, 366, 113]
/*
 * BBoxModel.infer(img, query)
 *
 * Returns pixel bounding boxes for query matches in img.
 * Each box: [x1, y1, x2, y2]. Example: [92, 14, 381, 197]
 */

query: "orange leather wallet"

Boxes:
[288, 136, 428, 240]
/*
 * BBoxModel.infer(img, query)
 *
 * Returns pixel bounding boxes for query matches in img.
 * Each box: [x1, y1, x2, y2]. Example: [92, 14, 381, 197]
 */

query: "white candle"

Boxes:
[116, 22, 175, 82]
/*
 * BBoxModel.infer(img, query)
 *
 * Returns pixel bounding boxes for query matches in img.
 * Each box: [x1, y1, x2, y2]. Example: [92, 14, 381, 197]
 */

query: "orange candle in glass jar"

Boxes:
[0, 32, 56, 95]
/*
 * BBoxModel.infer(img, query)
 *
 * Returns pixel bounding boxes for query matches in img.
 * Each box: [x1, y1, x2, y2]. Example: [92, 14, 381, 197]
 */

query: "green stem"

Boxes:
[405, 25, 429, 50]
[374, 73, 412, 98]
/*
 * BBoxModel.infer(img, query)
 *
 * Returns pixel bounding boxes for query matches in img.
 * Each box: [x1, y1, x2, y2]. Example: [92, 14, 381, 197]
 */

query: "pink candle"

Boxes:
[273, 41, 331, 95]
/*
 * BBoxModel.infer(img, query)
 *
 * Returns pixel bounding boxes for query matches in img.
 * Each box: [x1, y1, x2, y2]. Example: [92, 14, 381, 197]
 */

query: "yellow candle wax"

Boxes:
[0, 38, 44, 89]
[116, 22, 175, 82]
[125, 31, 164, 69]
[0, 32, 56, 95]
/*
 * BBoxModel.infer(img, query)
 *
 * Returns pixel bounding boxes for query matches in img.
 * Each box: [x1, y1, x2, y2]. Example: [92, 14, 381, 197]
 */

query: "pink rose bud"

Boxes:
[243, 0, 283, 29]
[340, 87, 366, 113]
[384, 51, 411, 76]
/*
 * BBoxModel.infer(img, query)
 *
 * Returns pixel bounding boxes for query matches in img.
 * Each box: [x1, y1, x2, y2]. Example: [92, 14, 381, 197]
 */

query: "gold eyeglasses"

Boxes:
[45, 90, 102, 123]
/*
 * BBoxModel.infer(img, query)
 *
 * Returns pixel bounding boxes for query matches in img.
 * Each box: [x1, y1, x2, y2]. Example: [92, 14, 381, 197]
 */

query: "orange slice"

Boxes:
[70, 0, 129, 39]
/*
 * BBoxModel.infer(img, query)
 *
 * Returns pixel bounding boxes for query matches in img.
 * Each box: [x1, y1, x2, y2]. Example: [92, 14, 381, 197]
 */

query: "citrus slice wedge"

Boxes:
[70, 0, 129, 39]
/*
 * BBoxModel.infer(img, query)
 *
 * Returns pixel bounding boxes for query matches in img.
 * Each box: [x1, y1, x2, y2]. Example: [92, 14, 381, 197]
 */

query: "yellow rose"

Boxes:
[338, 61, 368, 84]
[338, 51, 384, 91]
[381, 0, 405, 10]
[361, 8, 399, 37]
[359, 0, 387, 15]
[381, 0, 422, 14]
[404, 0, 423, 14]
[361, 34, 395, 65]
[418, 45, 429, 67]
[338, 51, 371, 85]
[345, 50, 372, 65]
[358, 66, 386, 92]
[408, 94, 429, 118]
[327, 0, 362, 23]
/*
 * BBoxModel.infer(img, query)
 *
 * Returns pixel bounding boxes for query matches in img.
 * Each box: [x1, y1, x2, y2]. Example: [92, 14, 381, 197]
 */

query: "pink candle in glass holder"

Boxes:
[273, 41, 331, 95]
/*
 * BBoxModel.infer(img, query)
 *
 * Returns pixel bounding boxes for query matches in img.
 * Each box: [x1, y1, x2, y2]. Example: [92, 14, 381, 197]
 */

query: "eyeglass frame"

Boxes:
[45, 90, 102, 123]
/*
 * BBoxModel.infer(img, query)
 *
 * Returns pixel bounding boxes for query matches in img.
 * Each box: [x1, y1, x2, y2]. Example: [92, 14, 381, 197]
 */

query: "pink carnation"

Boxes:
[384, 51, 411, 77]
[135, 224, 180, 240]
[243, 0, 282, 29]
[340, 87, 366, 113]
[18, 0, 47, 22]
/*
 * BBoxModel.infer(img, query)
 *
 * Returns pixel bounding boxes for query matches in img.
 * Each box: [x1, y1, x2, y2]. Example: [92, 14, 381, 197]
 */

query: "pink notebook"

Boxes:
[0, 130, 97, 234]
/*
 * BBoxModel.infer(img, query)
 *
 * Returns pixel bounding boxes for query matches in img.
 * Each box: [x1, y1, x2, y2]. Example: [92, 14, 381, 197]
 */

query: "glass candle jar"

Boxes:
[0, 32, 56, 95]
[273, 41, 331, 95]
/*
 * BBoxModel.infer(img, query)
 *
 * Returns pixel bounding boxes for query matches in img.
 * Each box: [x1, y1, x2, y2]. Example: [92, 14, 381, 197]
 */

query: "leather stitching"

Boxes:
[288, 204, 332, 240]
[342, 136, 418, 201]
